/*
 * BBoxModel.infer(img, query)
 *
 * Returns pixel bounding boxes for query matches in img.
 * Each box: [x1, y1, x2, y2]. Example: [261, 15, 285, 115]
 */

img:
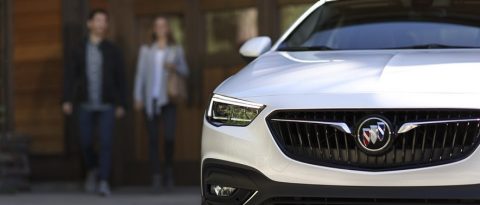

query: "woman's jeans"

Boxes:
[145, 103, 177, 175]
[78, 106, 115, 181]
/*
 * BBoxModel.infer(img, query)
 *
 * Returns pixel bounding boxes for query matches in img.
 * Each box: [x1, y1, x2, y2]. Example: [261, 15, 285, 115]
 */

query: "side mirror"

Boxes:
[239, 36, 272, 62]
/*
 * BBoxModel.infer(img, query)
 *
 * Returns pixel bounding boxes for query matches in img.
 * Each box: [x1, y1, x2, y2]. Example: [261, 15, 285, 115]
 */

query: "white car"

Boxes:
[201, 0, 480, 204]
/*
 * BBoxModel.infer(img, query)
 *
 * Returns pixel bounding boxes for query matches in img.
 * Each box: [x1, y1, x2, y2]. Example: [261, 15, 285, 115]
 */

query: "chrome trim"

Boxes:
[270, 119, 352, 134]
[212, 94, 264, 109]
[398, 118, 480, 134]
[243, 191, 258, 205]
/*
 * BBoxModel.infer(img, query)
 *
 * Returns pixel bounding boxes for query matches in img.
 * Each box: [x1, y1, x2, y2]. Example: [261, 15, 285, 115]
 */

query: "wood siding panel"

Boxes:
[14, 11, 62, 30]
[134, 0, 257, 16]
[278, 0, 316, 6]
[14, 43, 62, 62]
[14, 0, 61, 14]
[200, 0, 256, 11]
[134, 0, 186, 15]
[13, 61, 62, 92]
[15, 26, 62, 46]
[90, 0, 109, 10]
[13, 0, 64, 155]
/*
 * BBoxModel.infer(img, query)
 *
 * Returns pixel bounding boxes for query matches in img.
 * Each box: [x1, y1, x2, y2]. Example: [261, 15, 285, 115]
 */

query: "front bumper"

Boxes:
[202, 159, 480, 205]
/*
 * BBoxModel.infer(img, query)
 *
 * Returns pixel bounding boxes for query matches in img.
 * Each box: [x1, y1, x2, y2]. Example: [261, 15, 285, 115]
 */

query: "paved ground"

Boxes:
[0, 187, 201, 205]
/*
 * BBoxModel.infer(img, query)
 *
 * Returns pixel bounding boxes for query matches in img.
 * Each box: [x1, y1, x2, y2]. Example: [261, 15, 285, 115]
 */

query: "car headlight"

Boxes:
[207, 94, 265, 127]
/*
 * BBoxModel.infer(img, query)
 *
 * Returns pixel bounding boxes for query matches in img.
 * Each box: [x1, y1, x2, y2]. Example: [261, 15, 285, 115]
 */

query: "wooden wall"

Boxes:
[13, 0, 64, 155]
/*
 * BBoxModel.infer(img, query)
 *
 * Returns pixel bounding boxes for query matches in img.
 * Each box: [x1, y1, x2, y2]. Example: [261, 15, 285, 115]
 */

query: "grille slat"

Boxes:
[429, 124, 439, 162]
[421, 125, 428, 160]
[314, 124, 323, 159]
[267, 109, 480, 171]
[411, 114, 418, 157]
[286, 121, 294, 147]
[324, 124, 332, 160]
[334, 127, 341, 161]
[304, 120, 313, 153]
[313, 123, 323, 159]
[461, 122, 470, 153]
[440, 123, 449, 160]
[343, 113, 350, 163]
[402, 114, 408, 163]
[450, 122, 459, 158]
[473, 122, 480, 146]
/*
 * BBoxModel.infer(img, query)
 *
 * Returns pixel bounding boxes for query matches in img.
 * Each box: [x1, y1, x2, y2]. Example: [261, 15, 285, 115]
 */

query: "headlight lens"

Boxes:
[207, 94, 265, 126]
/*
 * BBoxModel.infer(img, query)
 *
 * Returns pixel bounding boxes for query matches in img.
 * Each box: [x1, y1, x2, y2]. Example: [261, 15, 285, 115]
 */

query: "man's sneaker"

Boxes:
[98, 180, 111, 197]
[84, 169, 97, 193]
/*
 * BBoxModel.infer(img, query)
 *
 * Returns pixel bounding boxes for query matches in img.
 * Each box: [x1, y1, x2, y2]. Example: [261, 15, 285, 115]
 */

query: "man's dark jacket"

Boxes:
[63, 39, 128, 109]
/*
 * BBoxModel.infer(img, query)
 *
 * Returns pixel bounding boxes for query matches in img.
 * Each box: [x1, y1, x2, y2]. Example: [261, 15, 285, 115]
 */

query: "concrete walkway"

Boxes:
[0, 187, 201, 205]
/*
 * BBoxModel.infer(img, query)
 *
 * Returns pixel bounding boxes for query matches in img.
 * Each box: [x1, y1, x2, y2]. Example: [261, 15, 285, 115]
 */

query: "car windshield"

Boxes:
[278, 0, 480, 51]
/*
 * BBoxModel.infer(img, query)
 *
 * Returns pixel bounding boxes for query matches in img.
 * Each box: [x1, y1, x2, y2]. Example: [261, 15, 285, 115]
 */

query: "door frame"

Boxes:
[0, 0, 14, 137]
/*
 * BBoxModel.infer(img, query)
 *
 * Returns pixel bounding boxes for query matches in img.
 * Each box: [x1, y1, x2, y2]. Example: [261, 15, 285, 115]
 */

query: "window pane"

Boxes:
[280, 3, 312, 33]
[206, 8, 258, 56]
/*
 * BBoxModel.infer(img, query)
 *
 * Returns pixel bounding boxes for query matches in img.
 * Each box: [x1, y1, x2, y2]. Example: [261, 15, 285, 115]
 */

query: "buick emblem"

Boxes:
[356, 117, 392, 154]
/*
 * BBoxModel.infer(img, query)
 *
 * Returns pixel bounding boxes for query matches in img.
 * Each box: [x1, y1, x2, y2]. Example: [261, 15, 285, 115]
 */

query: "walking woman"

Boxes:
[134, 16, 189, 190]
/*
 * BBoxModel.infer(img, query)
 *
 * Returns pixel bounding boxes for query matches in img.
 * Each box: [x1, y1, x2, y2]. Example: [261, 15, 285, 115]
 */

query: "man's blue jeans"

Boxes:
[78, 106, 115, 181]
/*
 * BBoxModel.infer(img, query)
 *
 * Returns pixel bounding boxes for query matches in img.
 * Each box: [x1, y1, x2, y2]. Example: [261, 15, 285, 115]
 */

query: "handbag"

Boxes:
[166, 47, 188, 103]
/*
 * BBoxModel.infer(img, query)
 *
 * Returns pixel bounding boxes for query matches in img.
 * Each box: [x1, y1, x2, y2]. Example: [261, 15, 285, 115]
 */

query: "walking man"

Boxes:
[62, 9, 127, 196]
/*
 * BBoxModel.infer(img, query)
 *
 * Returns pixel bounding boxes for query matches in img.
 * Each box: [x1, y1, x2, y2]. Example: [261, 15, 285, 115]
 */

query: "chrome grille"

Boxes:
[267, 110, 480, 171]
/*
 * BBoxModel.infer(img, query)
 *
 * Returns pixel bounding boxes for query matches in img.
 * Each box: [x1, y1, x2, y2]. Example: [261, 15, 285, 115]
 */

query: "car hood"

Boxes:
[215, 49, 480, 98]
